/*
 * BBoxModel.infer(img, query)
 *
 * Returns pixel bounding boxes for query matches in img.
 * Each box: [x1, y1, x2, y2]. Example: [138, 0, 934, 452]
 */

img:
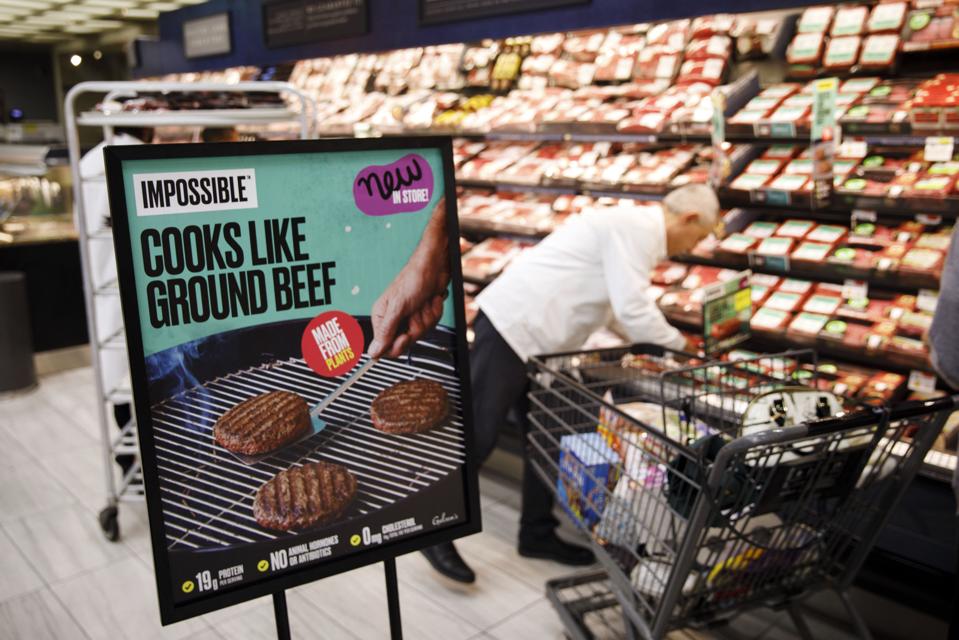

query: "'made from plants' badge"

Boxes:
[353, 153, 434, 216]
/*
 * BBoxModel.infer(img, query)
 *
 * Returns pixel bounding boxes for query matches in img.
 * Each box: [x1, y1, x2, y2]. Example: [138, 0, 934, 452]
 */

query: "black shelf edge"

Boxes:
[663, 312, 933, 375]
[675, 253, 940, 295]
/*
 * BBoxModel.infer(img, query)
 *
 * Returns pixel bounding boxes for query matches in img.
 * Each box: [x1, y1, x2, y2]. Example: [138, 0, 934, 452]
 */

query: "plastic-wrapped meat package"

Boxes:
[692, 14, 736, 38]
[617, 111, 668, 134]
[676, 58, 726, 86]
[859, 34, 900, 70]
[594, 51, 638, 82]
[868, 2, 907, 33]
[798, 6, 835, 33]
[645, 19, 690, 48]
[824, 36, 862, 72]
[634, 47, 681, 81]
[522, 54, 557, 77]
[562, 30, 607, 61]
[531, 32, 565, 55]
[831, 5, 868, 37]
[787, 32, 826, 66]
[549, 60, 596, 89]
[686, 35, 732, 61]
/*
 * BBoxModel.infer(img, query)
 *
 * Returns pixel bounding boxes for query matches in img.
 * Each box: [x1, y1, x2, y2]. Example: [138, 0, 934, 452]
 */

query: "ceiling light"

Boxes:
[93, 49, 102, 59]
[84, 0, 139, 7]
[82, 18, 123, 28]
[121, 7, 158, 18]
[43, 9, 93, 20]
[29, 33, 67, 41]
[21, 16, 64, 26]
[63, 23, 101, 33]
[148, 2, 180, 11]
[0, 23, 40, 32]
[70, 5, 115, 15]
[70, 54, 82, 66]
[0, 0, 54, 10]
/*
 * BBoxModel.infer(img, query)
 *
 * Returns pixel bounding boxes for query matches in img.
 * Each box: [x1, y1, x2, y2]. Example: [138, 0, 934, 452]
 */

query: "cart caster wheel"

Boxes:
[99, 506, 120, 542]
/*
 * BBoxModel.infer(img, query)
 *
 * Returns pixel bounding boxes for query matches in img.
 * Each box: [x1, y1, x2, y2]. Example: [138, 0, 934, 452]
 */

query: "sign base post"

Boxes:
[273, 591, 291, 640]
[384, 558, 403, 640]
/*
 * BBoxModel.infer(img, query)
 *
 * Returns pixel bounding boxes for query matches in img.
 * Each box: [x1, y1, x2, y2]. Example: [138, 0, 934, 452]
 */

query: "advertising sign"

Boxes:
[702, 270, 752, 355]
[264, 0, 368, 48]
[420, 0, 589, 25]
[104, 138, 479, 624]
[183, 13, 231, 59]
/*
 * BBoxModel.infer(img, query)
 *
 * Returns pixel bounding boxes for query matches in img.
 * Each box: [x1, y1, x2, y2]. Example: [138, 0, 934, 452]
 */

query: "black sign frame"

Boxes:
[263, 0, 369, 49]
[103, 136, 481, 625]
[419, 0, 590, 26]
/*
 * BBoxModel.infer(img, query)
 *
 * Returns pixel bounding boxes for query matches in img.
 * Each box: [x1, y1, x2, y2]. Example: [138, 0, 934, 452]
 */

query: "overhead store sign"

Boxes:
[264, 0, 368, 48]
[183, 13, 231, 59]
[103, 138, 479, 624]
[420, 0, 590, 25]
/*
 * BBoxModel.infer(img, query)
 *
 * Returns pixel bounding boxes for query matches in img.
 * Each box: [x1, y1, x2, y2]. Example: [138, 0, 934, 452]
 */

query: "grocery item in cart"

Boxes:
[557, 433, 621, 528]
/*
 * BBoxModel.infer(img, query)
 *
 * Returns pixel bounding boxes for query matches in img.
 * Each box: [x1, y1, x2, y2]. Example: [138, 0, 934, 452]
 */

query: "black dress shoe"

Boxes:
[518, 533, 595, 566]
[421, 542, 476, 583]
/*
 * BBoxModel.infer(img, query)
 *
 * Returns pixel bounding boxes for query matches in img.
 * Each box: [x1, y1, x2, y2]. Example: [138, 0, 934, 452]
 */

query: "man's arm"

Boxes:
[369, 197, 450, 359]
[601, 219, 687, 351]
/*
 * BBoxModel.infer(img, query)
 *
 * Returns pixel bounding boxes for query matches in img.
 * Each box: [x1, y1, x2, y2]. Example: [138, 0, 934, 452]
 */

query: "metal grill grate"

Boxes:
[149, 348, 466, 550]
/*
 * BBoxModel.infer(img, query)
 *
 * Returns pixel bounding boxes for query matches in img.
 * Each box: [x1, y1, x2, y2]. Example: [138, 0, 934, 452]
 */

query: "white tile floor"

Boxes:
[0, 366, 946, 639]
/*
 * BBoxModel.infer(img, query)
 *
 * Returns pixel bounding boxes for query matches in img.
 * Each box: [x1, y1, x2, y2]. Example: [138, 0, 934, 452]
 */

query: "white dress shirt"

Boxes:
[477, 204, 684, 361]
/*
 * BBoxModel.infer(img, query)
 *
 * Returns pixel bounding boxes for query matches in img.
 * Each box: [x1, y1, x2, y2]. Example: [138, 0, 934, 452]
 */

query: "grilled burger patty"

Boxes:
[213, 390, 311, 455]
[371, 379, 449, 434]
[254, 462, 357, 532]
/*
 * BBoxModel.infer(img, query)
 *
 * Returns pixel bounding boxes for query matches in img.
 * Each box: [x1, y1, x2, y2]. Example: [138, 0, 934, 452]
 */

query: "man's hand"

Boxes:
[369, 197, 450, 359]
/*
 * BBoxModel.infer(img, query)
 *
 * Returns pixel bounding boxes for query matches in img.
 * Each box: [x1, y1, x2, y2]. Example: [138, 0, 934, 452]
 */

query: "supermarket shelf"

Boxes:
[458, 178, 577, 195]
[677, 252, 941, 294]
[726, 122, 959, 145]
[459, 218, 550, 239]
[76, 108, 300, 128]
[458, 177, 668, 200]
[664, 310, 934, 375]
[833, 190, 959, 217]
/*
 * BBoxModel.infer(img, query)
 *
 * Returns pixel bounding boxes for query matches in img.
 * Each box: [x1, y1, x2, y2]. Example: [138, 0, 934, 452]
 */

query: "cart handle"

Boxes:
[708, 394, 959, 480]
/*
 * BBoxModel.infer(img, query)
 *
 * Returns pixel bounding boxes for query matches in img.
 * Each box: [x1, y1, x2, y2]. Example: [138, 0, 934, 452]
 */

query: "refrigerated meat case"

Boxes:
[64, 81, 316, 541]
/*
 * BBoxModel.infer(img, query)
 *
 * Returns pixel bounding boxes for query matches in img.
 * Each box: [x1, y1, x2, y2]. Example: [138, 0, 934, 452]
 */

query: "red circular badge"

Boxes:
[301, 311, 365, 377]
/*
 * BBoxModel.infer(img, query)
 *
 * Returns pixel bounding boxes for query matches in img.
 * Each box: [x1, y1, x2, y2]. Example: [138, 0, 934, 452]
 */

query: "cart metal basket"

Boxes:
[527, 343, 955, 640]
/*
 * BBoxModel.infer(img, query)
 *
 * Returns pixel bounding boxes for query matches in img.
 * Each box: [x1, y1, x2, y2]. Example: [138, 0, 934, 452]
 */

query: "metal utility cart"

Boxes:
[64, 81, 315, 541]
[526, 344, 955, 639]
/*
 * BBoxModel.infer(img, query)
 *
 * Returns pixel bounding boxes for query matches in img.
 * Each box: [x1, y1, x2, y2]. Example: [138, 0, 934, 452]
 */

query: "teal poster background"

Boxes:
[121, 147, 451, 356]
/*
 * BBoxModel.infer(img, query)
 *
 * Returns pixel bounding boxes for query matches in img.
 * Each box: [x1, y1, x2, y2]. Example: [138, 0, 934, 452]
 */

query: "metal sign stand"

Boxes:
[271, 561, 403, 640]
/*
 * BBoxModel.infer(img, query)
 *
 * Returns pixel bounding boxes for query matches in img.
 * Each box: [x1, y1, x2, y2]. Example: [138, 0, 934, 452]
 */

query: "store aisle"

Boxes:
[0, 366, 932, 640]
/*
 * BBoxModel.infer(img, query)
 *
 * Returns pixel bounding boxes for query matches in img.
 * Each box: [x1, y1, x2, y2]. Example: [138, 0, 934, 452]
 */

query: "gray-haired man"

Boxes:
[419, 183, 720, 582]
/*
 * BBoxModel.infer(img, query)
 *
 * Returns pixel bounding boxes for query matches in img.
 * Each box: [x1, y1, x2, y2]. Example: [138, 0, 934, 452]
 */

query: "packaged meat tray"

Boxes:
[743, 221, 779, 238]
[823, 36, 861, 72]
[798, 6, 835, 34]
[719, 233, 758, 254]
[755, 236, 795, 257]
[751, 307, 791, 331]
[831, 5, 868, 37]
[787, 32, 826, 65]
[788, 312, 830, 337]
[859, 34, 900, 70]
[792, 241, 833, 262]
[868, 2, 907, 33]
[776, 219, 815, 239]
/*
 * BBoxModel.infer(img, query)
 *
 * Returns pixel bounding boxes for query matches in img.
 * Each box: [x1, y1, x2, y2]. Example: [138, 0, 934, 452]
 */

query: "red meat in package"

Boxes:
[677, 58, 726, 86]
[645, 19, 690, 49]
[686, 35, 732, 61]
[634, 47, 681, 81]
[692, 14, 736, 38]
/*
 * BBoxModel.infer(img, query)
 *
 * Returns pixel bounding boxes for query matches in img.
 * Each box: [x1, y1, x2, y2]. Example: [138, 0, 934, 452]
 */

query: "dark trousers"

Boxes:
[471, 311, 557, 542]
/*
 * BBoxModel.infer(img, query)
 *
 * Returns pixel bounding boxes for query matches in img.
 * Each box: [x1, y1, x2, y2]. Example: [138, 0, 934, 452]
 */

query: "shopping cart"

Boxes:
[526, 343, 955, 640]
